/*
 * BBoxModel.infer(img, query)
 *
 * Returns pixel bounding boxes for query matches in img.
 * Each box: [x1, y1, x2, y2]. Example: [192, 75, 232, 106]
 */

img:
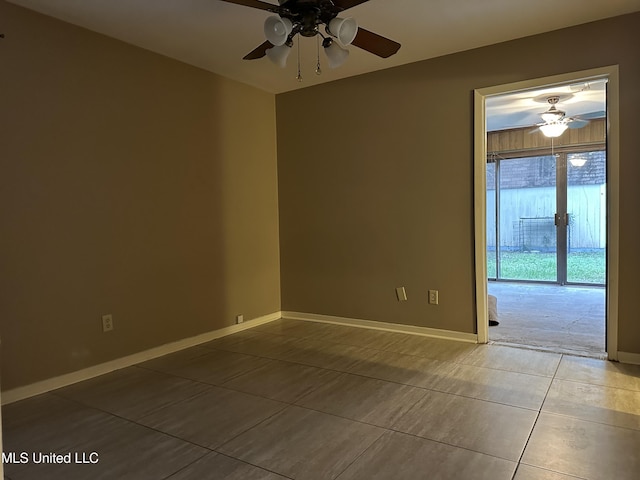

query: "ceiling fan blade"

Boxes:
[577, 110, 606, 120]
[332, 0, 372, 10]
[218, 0, 278, 12]
[243, 41, 274, 60]
[568, 118, 589, 129]
[352, 27, 401, 58]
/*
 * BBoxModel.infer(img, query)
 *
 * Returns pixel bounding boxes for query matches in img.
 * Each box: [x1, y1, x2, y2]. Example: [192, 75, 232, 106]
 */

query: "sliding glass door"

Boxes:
[487, 150, 606, 285]
[566, 151, 607, 284]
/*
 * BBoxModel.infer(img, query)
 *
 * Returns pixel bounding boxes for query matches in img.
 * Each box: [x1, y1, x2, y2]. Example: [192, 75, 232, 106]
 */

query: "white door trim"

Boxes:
[473, 66, 620, 360]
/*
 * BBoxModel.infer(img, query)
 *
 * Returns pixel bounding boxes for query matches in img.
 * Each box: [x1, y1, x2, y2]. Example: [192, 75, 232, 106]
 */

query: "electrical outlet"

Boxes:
[395, 287, 407, 301]
[102, 314, 114, 332]
[236, 314, 244, 324]
[428, 290, 439, 305]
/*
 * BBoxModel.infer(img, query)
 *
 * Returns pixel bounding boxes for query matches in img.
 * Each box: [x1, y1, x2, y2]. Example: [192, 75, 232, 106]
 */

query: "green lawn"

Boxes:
[487, 251, 605, 284]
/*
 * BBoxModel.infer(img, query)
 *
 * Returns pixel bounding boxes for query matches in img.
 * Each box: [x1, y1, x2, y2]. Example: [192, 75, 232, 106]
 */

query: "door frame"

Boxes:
[473, 66, 620, 360]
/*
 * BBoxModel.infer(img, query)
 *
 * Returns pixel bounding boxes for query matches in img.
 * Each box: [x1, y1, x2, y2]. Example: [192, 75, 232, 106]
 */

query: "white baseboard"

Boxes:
[282, 311, 478, 344]
[4, 308, 635, 406]
[1, 311, 282, 405]
[618, 351, 640, 365]
[2, 310, 482, 405]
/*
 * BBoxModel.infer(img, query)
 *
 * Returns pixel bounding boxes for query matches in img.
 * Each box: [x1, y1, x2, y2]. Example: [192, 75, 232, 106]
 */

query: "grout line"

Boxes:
[284, 388, 529, 464]
[172, 356, 541, 465]
[551, 375, 640, 394]
[211, 402, 290, 452]
[201, 331, 552, 412]
[53, 386, 292, 464]
[386, 428, 521, 463]
[332, 429, 387, 479]
[46, 390, 223, 453]
[513, 464, 589, 480]
[236, 325, 561, 379]
[489, 340, 607, 360]
[72, 341, 530, 467]
[158, 450, 212, 480]
[46, 373, 291, 458]
[511, 353, 564, 480]
[212, 452, 296, 480]
[535, 409, 640, 434]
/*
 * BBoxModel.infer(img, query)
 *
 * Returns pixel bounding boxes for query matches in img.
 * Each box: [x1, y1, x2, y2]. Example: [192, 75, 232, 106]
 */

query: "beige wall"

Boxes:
[0, 2, 280, 390]
[277, 13, 640, 352]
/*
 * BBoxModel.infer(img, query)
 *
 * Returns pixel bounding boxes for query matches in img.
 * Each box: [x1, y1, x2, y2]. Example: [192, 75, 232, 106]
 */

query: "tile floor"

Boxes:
[3, 318, 640, 480]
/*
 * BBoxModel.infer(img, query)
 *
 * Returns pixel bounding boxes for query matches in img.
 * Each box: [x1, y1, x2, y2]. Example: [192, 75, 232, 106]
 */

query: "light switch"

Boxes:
[396, 287, 407, 301]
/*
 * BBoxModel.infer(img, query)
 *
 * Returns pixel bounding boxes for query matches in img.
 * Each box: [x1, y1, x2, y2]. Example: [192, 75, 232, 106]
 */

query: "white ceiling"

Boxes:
[8, 0, 640, 95]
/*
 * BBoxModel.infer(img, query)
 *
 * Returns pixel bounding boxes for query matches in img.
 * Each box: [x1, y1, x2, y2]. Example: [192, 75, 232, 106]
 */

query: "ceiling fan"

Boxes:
[534, 96, 596, 137]
[218, 0, 401, 71]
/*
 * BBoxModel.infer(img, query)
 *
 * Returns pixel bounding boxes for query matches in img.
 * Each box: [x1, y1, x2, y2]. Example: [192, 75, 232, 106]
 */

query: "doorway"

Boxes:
[473, 67, 620, 360]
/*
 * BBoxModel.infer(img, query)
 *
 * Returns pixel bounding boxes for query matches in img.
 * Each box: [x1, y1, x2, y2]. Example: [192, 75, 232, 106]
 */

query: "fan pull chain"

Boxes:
[296, 39, 303, 82]
[315, 36, 322, 75]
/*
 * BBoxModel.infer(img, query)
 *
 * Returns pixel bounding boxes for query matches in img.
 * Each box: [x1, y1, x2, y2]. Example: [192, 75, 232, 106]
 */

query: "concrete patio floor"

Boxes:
[487, 281, 606, 358]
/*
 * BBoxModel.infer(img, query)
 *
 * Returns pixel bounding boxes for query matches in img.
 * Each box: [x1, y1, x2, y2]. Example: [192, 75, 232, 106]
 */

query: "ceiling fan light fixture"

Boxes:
[230, 0, 400, 78]
[328, 17, 358, 45]
[323, 38, 349, 68]
[541, 109, 565, 123]
[540, 96, 566, 123]
[266, 43, 292, 68]
[264, 15, 293, 46]
[569, 156, 587, 167]
[539, 122, 568, 138]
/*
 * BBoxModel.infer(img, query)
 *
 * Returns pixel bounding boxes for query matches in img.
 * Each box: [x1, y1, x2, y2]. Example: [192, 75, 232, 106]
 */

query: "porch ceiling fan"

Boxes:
[534, 96, 601, 138]
[217, 0, 401, 71]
